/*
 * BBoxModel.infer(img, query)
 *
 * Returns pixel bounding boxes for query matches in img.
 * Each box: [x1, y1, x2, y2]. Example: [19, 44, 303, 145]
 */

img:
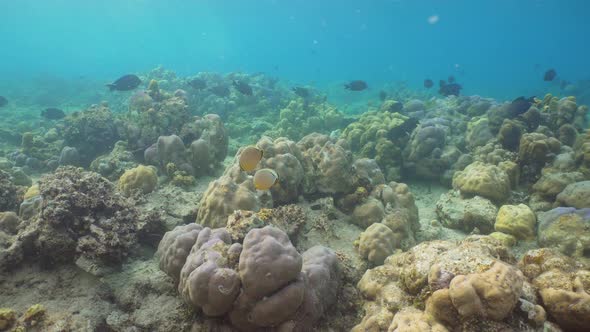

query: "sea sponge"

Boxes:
[448, 261, 523, 320]
[118, 165, 158, 196]
[494, 204, 536, 240]
[452, 161, 511, 203]
[357, 223, 399, 265]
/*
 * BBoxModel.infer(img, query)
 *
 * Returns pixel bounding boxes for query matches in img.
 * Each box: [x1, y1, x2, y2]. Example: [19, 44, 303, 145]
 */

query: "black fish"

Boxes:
[379, 90, 387, 101]
[0, 96, 7, 107]
[233, 80, 253, 96]
[210, 85, 230, 97]
[292, 87, 310, 98]
[506, 96, 535, 118]
[106, 74, 141, 91]
[448, 75, 456, 83]
[387, 116, 419, 140]
[424, 79, 434, 88]
[344, 80, 367, 91]
[188, 78, 207, 90]
[544, 69, 557, 81]
[438, 80, 462, 96]
[42, 107, 66, 120]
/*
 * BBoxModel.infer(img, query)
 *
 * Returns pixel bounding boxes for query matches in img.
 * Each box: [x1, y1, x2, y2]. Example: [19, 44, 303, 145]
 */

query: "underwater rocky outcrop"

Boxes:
[0, 167, 163, 274]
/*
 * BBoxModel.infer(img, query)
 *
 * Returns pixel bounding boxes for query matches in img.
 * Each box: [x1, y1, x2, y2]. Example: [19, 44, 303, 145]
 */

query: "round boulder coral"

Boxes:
[118, 165, 158, 196]
[357, 223, 399, 265]
[452, 161, 511, 203]
[494, 204, 536, 240]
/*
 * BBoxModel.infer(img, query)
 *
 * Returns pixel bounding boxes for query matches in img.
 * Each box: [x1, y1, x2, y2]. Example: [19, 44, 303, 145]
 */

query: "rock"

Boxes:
[436, 190, 498, 233]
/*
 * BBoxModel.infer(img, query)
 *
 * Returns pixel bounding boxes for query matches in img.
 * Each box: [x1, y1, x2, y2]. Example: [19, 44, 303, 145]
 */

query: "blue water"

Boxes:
[1, 0, 589, 101]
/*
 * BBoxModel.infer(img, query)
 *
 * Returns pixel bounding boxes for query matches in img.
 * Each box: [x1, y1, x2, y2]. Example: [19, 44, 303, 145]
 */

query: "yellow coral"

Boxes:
[118, 165, 158, 196]
[0, 308, 16, 330]
[494, 204, 536, 240]
[23, 184, 40, 200]
[23, 304, 45, 323]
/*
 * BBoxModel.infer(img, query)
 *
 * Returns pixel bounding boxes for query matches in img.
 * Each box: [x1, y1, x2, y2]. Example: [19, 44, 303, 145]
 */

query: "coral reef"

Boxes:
[494, 204, 536, 240]
[435, 190, 498, 233]
[452, 161, 511, 203]
[118, 164, 158, 196]
[156, 224, 341, 331]
[0, 170, 18, 212]
[357, 222, 398, 265]
[2, 167, 163, 273]
[537, 207, 590, 258]
[62, 103, 120, 166]
[556, 180, 590, 209]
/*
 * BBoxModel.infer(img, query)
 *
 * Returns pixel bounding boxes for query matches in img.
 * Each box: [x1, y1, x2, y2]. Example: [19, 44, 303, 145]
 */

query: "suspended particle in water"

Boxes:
[427, 14, 439, 24]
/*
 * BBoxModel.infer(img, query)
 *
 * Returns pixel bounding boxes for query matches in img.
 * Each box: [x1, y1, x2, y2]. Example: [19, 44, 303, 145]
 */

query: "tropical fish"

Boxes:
[424, 79, 434, 88]
[438, 79, 462, 96]
[233, 80, 253, 96]
[506, 96, 535, 118]
[188, 78, 207, 90]
[42, 107, 66, 120]
[544, 69, 557, 81]
[210, 85, 230, 97]
[239, 146, 263, 172]
[344, 80, 368, 91]
[253, 168, 279, 190]
[0, 96, 7, 107]
[106, 74, 141, 91]
[292, 87, 310, 98]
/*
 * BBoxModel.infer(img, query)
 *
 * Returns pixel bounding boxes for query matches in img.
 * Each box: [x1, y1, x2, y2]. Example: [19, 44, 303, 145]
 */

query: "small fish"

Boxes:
[424, 79, 434, 88]
[544, 69, 557, 81]
[210, 85, 230, 98]
[379, 90, 387, 101]
[0, 96, 7, 107]
[188, 78, 207, 90]
[447, 75, 456, 83]
[106, 74, 141, 91]
[233, 80, 253, 96]
[253, 168, 279, 190]
[438, 80, 462, 96]
[292, 87, 310, 98]
[506, 96, 535, 118]
[344, 80, 368, 91]
[42, 107, 66, 120]
[239, 146, 263, 172]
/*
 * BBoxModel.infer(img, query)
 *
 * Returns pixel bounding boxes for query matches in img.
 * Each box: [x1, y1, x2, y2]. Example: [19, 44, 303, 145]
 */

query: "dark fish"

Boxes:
[388, 116, 419, 140]
[188, 78, 207, 90]
[447, 75, 456, 83]
[506, 96, 535, 118]
[544, 69, 557, 81]
[292, 87, 310, 98]
[42, 107, 66, 120]
[438, 80, 462, 96]
[210, 85, 230, 98]
[344, 80, 367, 91]
[424, 79, 434, 88]
[233, 80, 253, 96]
[0, 96, 7, 107]
[106, 74, 141, 91]
[379, 90, 387, 101]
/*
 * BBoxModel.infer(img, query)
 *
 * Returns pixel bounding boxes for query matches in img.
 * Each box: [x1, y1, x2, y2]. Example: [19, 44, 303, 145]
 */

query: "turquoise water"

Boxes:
[2, 0, 589, 101]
